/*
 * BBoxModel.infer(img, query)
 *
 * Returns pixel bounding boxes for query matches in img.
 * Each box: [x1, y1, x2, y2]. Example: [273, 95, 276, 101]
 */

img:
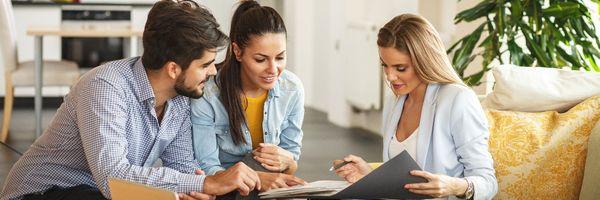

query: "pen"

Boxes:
[329, 161, 352, 171]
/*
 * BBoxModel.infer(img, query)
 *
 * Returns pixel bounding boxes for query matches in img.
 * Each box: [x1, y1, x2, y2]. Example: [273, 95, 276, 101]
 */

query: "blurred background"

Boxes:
[2, 0, 600, 189]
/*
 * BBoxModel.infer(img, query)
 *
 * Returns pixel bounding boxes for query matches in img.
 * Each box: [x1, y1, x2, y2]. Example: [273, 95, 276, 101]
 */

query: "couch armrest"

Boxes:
[580, 121, 600, 200]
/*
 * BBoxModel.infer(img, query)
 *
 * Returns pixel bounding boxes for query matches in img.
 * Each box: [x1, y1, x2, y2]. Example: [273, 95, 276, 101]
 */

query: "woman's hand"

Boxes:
[256, 171, 306, 191]
[405, 170, 468, 198]
[252, 143, 297, 174]
[333, 155, 372, 183]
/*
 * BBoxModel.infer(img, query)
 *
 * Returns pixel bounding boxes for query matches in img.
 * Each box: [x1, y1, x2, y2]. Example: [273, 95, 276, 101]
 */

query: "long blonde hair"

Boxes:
[377, 13, 463, 85]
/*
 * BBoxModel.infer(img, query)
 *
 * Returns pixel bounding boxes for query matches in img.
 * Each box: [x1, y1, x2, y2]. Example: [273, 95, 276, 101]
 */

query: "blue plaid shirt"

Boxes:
[0, 57, 204, 200]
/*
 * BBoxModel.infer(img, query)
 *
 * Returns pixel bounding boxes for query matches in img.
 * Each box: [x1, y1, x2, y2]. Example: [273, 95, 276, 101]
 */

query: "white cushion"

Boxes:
[482, 64, 600, 112]
[12, 60, 80, 86]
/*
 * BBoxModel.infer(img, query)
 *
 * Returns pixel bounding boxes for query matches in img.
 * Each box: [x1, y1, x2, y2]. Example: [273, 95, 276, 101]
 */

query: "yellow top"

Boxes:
[243, 92, 268, 149]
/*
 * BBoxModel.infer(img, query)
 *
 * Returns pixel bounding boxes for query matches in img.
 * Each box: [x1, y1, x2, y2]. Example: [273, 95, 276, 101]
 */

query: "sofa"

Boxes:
[481, 64, 600, 200]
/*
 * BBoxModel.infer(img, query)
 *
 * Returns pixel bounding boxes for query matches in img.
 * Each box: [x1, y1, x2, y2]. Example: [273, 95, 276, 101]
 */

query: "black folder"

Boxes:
[260, 150, 431, 199]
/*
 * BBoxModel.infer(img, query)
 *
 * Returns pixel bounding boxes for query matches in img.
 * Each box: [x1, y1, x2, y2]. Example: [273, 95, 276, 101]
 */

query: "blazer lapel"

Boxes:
[416, 84, 440, 168]
[383, 95, 406, 161]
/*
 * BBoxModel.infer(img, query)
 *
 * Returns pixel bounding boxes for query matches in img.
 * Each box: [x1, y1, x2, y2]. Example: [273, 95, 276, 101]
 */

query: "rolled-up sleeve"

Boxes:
[450, 90, 498, 200]
[77, 78, 205, 198]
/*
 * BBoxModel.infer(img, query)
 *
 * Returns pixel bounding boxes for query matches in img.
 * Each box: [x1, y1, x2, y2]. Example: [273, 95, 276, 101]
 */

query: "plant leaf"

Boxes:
[507, 39, 524, 65]
[556, 46, 583, 69]
[520, 22, 552, 67]
[496, 1, 506, 36]
[542, 2, 581, 17]
[486, 16, 503, 64]
[583, 50, 600, 71]
[455, 0, 496, 23]
[463, 70, 486, 86]
[451, 0, 600, 85]
[452, 24, 486, 75]
[510, 0, 523, 23]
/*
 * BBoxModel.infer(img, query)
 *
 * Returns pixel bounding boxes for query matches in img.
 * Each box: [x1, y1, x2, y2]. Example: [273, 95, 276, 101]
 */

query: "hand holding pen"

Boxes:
[329, 160, 352, 171]
[331, 154, 373, 183]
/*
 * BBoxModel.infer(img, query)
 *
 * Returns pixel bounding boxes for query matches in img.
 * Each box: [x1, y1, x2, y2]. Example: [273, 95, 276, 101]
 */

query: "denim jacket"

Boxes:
[191, 70, 305, 175]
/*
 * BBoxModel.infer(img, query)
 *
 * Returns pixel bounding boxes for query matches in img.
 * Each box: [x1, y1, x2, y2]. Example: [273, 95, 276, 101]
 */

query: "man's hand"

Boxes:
[202, 162, 261, 196]
[257, 171, 306, 191]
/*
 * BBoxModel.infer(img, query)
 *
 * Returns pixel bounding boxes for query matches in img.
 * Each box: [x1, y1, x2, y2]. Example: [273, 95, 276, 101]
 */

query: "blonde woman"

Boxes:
[333, 14, 497, 200]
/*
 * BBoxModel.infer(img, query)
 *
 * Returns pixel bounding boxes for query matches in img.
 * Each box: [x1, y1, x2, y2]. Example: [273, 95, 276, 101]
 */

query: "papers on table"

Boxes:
[259, 151, 431, 199]
[258, 180, 350, 199]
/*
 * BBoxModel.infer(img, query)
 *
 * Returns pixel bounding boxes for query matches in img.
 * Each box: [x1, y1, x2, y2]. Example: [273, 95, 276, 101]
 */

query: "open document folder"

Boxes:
[108, 178, 179, 200]
[259, 151, 431, 199]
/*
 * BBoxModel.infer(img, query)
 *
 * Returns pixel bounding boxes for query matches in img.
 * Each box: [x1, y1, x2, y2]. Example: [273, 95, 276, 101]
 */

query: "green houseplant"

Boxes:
[448, 0, 600, 86]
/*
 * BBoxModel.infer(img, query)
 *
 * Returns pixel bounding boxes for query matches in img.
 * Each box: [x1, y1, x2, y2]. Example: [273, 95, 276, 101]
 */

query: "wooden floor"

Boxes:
[0, 105, 382, 189]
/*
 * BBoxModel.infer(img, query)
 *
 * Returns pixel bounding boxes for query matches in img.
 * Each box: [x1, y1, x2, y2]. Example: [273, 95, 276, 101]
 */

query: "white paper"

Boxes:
[258, 180, 350, 198]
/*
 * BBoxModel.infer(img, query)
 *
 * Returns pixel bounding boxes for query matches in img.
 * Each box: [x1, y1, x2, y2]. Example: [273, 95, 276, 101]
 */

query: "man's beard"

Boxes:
[174, 75, 203, 99]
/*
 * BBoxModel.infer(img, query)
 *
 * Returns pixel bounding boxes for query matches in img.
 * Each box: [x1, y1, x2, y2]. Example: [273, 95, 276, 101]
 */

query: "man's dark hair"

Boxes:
[142, 0, 228, 70]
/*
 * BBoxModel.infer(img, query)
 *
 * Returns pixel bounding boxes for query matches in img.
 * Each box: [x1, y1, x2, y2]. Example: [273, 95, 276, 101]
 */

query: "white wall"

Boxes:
[282, 0, 316, 108]
[283, 0, 487, 135]
[4, 0, 486, 135]
[199, 0, 237, 62]
[283, 0, 424, 135]
[419, 0, 458, 47]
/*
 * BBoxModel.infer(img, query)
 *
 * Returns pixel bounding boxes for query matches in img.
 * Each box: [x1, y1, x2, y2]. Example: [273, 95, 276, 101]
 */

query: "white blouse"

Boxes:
[388, 127, 418, 161]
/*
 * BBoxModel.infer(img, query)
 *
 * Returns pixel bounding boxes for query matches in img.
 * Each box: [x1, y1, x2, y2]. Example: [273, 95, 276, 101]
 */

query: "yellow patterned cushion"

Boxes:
[486, 95, 600, 200]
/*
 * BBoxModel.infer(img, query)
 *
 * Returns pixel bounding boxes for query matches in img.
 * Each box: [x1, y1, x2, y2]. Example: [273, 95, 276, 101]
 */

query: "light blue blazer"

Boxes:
[382, 83, 497, 200]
